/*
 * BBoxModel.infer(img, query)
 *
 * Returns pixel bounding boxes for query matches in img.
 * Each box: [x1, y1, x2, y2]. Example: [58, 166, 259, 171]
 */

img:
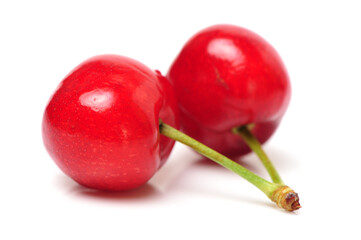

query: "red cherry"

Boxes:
[42, 47, 299, 211]
[42, 55, 179, 191]
[167, 24, 291, 158]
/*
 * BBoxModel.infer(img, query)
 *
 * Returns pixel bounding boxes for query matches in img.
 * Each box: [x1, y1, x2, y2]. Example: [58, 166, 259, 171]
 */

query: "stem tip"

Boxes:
[271, 186, 301, 212]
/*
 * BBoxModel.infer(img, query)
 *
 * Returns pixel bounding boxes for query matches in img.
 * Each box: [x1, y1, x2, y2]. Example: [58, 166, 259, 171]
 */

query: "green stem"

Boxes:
[232, 126, 284, 184]
[159, 121, 301, 211]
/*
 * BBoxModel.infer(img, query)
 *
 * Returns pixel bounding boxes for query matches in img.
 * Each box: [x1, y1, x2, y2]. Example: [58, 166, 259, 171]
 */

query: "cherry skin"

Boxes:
[42, 55, 179, 191]
[167, 24, 291, 158]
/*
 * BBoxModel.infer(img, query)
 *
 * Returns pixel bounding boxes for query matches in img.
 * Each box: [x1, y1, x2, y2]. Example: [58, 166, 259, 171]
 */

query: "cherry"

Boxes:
[167, 24, 291, 184]
[166, 24, 300, 210]
[42, 55, 179, 191]
[43, 54, 300, 211]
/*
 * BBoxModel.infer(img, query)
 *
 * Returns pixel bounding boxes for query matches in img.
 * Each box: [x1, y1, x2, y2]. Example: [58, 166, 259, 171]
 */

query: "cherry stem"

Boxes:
[232, 125, 284, 184]
[159, 121, 301, 211]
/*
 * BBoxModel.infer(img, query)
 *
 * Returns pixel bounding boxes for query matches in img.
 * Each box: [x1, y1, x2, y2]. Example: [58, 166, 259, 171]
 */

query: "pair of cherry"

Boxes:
[42, 24, 300, 211]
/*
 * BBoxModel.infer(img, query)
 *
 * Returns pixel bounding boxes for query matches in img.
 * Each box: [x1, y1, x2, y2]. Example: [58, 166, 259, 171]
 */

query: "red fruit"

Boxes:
[167, 24, 291, 158]
[42, 55, 179, 191]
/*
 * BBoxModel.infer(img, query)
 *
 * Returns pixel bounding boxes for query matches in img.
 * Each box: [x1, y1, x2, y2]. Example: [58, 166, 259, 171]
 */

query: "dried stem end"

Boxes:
[271, 186, 301, 211]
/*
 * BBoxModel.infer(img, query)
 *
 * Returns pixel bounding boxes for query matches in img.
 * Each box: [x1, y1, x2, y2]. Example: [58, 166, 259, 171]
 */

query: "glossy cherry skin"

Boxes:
[43, 55, 179, 191]
[167, 24, 291, 158]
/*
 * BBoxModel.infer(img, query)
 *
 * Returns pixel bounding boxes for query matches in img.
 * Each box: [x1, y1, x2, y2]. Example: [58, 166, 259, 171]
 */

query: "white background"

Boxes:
[1, 0, 360, 239]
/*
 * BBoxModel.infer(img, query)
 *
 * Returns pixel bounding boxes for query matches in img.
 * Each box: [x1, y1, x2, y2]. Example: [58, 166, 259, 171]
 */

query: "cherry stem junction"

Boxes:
[159, 120, 301, 211]
[232, 125, 283, 184]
